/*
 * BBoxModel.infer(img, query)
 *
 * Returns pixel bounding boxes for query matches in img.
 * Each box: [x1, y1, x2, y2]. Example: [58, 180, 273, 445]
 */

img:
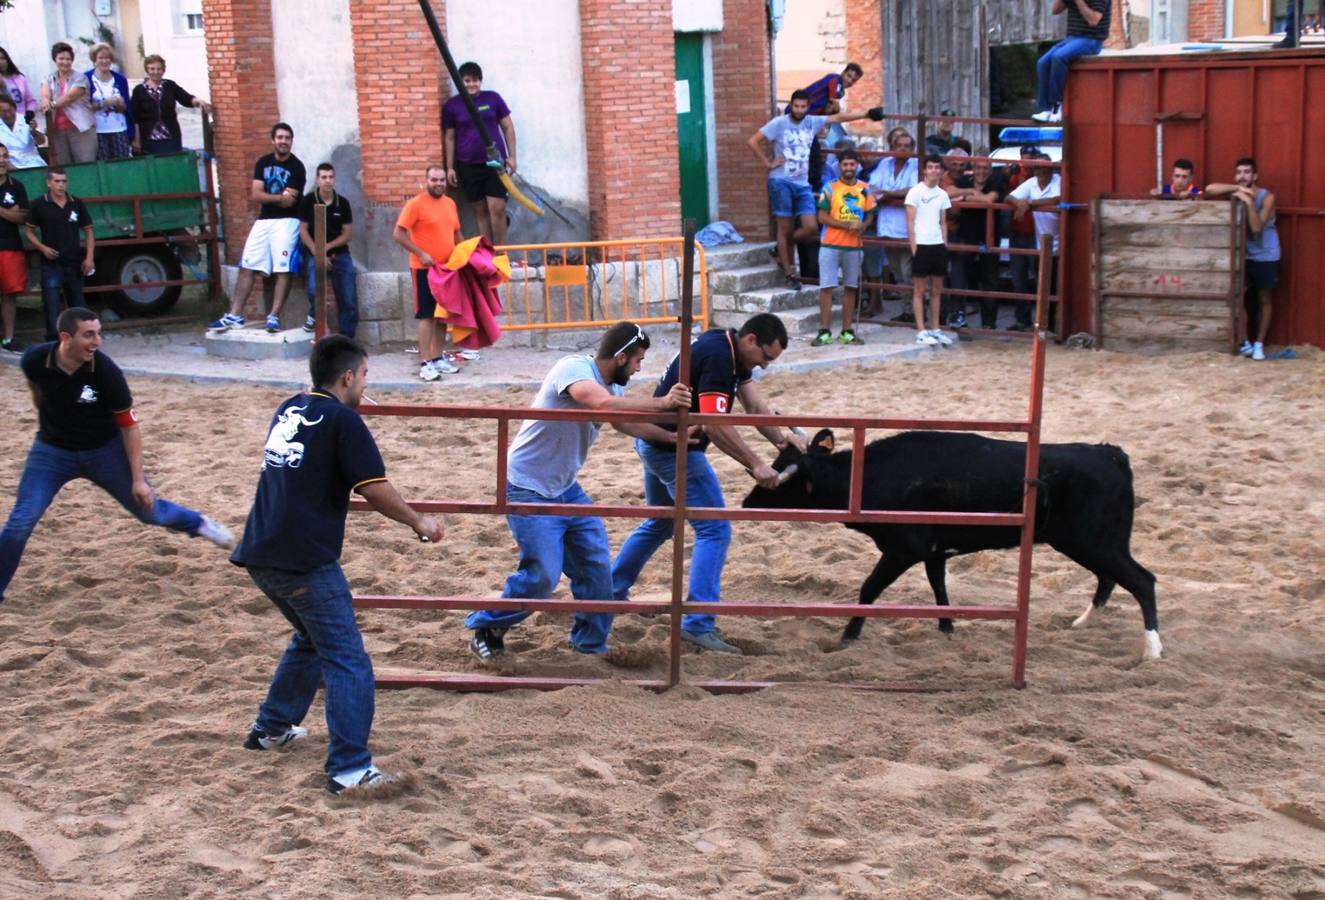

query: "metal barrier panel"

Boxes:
[494, 238, 709, 333]
[349, 235, 1053, 694]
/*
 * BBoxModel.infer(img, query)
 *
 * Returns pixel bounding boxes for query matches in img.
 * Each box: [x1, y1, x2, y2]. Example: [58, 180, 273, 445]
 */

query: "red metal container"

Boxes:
[1063, 48, 1325, 347]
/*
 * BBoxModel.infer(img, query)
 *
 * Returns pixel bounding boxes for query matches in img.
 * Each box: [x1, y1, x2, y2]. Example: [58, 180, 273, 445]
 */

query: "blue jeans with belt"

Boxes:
[40, 263, 85, 340]
[247, 561, 376, 779]
[465, 483, 618, 654]
[611, 440, 731, 636]
[1036, 36, 1103, 112]
[305, 251, 359, 338]
[0, 435, 203, 602]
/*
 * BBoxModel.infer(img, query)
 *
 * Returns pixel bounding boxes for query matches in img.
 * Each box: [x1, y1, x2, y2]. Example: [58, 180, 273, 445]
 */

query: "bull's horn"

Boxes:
[790, 426, 808, 439]
[776, 464, 799, 485]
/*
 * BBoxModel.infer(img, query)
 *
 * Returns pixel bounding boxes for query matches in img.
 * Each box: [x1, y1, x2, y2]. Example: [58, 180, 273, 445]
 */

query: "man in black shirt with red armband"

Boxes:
[610, 313, 807, 655]
[0, 307, 234, 604]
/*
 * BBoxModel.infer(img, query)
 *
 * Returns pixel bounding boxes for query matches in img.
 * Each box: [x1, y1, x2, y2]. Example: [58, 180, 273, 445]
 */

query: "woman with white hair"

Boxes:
[85, 42, 135, 160]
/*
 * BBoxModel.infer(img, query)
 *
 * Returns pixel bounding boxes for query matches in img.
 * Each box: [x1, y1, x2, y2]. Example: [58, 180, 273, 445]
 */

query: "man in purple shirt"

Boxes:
[442, 61, 517, 247]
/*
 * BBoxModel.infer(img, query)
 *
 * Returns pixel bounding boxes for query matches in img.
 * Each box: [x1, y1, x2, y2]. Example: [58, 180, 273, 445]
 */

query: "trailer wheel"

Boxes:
[103, 248, 184, 318]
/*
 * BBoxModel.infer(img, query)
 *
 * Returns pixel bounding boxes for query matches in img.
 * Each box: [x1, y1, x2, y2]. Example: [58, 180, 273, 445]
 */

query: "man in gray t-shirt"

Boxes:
[749, 89, 884, 290]
[465, 322, 691, 660]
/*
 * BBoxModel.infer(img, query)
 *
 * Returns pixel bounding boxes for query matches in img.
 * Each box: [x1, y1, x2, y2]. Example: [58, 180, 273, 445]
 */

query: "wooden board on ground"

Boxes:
[1092, 199, 1243, 353]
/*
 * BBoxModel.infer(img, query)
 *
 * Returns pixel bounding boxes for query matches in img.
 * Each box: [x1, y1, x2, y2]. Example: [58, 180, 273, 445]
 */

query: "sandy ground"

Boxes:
[1, 339, 1324, 898]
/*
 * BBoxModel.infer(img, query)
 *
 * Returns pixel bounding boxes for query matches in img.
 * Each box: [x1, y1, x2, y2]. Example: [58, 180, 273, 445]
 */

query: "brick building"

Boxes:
[200, 0, 775, 305]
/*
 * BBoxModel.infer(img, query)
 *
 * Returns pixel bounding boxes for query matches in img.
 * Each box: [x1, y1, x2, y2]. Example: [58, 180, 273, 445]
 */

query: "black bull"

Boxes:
[742, 430, 1162, 659]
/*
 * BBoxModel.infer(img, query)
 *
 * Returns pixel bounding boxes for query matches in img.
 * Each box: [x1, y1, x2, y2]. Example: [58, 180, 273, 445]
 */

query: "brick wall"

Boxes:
[201, 0, 281, 266]
[843, 0, 882, 136]
[1189, 0, 1226, 41]
[348, 0, 447, 205]
[579, 0, 680, 239]
[711, 0, 774, 238]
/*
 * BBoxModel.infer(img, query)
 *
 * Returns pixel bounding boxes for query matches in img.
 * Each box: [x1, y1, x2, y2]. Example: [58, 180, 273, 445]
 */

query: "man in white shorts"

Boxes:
[209, 122, 307, 333]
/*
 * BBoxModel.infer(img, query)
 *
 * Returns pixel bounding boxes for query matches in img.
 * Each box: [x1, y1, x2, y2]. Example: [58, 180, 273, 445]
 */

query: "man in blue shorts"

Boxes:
[1, 307, 233, 603]
[749, 92, 884, 289]
[610, 313, 807, 655]
[466, 322, 692, 660]
[232, 335, 445, 796]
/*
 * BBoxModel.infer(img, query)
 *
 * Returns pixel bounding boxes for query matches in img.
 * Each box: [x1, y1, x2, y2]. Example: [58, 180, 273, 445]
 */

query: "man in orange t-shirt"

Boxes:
[393, 165, 464, 381]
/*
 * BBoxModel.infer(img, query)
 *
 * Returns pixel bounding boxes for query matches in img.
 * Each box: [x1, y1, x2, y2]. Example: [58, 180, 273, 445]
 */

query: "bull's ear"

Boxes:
[812, 429, 835, 453]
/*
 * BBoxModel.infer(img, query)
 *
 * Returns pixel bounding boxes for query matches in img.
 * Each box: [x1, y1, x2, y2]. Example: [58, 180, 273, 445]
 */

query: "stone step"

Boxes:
[710, 283, 828, 316]
[709, 264, 785, 295]
[712, 305, 830, 337]
[700, 241, 777, 272]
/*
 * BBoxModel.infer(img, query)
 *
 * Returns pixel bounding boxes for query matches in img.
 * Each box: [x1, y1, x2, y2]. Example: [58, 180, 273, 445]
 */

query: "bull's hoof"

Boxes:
[1142, 629, 1164, 661]
[938, 619, 954, 635]
[841, 631, 861, 643]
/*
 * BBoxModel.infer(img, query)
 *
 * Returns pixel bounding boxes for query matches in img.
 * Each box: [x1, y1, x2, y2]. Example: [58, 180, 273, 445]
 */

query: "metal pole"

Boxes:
[201, 109, 223, 307]
[314, 202, 328, 339]
[669, 223, 697, 689]
[1011, 234, 1051, 689]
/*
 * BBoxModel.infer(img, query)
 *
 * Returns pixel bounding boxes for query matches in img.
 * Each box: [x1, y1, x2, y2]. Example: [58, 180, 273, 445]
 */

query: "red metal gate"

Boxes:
[351, 236, 1054, 693]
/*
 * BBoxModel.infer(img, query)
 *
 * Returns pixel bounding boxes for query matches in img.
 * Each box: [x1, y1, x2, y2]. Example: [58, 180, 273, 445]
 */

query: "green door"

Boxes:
[674, 33, 710, 229]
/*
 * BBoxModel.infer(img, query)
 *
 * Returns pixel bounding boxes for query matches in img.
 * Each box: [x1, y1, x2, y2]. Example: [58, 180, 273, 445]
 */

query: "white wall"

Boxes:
[138, 0, 211, 101]
[447, 0, 589, 210]
[271, 0, 360, 178]
[674, 0, 723, 32]
[774, 0, 845, 73]
[0, 0, 101, 83]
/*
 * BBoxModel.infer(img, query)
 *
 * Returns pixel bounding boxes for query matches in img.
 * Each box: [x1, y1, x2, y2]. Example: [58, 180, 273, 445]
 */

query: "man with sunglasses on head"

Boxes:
[466, 322, 692, 660]
[610, 313, 807, 655]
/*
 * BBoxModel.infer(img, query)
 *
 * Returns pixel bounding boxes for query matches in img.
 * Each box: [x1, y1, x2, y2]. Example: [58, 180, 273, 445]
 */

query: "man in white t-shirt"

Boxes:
[748, 90, 883, 289]
[464, 322, 692, 661]
[905, 154, 954, 346]
[1008, 153, 1061, 331]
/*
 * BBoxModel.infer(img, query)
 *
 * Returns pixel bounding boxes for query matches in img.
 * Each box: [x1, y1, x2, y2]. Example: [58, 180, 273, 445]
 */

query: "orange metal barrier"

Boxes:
[494, 237, 708, 333]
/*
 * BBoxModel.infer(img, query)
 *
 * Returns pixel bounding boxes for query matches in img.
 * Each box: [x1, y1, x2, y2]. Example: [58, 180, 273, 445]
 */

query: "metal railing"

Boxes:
[349, 231, 1054, 694]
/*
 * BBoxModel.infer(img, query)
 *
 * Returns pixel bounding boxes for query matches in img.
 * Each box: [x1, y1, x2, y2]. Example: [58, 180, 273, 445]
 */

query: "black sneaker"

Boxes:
[810, 329, 834, 347]
[950, 311, 968, 328]
[327, 765, 401, 796]
[0, 337, 22, 353]
[890, 310, 915, 323]
[469, 626, 507, 661]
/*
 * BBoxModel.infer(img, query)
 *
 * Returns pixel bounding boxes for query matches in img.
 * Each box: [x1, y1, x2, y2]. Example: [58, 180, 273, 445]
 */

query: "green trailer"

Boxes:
[13, 149, 219, 317]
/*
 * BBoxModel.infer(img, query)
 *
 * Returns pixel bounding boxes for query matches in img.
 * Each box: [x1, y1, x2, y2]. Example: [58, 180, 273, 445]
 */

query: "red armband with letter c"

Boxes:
[114, 408, 141, 428]
[698, 393, 729, 414]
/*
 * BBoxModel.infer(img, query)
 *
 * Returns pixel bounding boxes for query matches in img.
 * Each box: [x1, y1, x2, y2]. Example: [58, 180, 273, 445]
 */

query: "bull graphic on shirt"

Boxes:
[262, 405, 324, 469]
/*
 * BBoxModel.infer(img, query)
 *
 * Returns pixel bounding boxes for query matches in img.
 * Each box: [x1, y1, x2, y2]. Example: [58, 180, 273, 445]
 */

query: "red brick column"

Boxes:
[201, 0, 280, 265]
[348, 0, 447, 205]
[844, 0, 882, 137]
[712, 0, 773, 238]
[579, 0, 680, 239]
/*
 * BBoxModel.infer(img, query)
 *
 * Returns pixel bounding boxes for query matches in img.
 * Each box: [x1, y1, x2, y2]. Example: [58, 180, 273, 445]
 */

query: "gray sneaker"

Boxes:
[681, 629, 743, 654]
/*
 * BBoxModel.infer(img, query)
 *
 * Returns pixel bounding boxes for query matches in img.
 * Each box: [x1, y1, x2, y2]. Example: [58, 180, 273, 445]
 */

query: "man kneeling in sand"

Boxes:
[465, 322, 691, 660]
[231, 335, 444, 796]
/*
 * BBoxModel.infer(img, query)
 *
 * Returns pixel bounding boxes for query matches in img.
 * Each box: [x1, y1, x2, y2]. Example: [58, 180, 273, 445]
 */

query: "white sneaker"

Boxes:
[453, 348, 481, 361]
[197, 515, 235, 549]
[1031, 109, 1055, 122]
[915, 330, 938, 346]
[419, 361, 441, 382]
[1251, 342, 1265, 361]
[1047, 107, 1063, 123]
[430, 354, 460, 375]
[1238, 340, 1254, 357]
[933, 329, 955, 346]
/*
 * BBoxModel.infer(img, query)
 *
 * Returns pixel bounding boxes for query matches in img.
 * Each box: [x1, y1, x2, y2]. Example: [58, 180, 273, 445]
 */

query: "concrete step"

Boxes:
[710, 264, 785, 295]
[701, 241, 777, 271]
[710, 283, 827, 316]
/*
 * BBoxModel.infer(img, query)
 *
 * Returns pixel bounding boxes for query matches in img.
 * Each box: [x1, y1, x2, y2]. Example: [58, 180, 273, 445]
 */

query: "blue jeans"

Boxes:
[0, 436, 203, 601]
[465, 483, 618, 654]
[1036, 37, 1103, 112]
[40, 263, 85, 340]
[611, 440, 730, 635]
[247, 562, 375, 778]
[305, 251, 359, 338]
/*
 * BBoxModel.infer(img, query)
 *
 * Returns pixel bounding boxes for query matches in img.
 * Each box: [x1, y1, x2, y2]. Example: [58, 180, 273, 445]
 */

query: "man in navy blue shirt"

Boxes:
[232, 334, 444, 797]
[611, 313, 807, 654]
[0, 307, 233, 604]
